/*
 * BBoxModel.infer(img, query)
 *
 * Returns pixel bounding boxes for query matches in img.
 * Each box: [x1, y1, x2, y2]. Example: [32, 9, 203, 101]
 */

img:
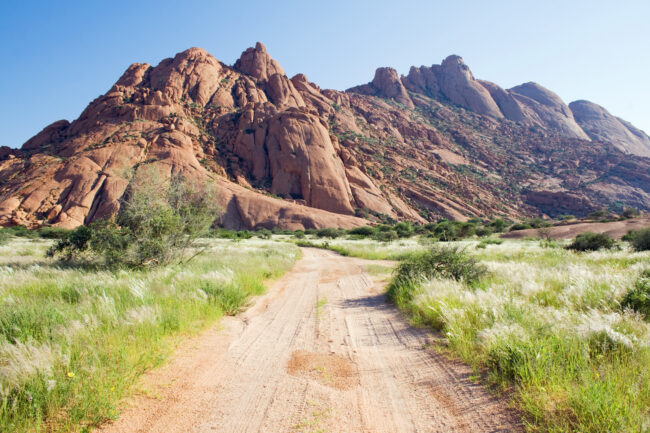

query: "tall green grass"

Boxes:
[389, 241, 650, 432]
[0, 238, 300, 432]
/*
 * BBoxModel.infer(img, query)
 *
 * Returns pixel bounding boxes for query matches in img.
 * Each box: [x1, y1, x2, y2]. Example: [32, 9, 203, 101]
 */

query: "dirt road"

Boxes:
[99, 248, 521, 433]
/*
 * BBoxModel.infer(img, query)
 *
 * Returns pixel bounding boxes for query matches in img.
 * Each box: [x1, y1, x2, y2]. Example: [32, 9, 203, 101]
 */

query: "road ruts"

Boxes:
[98, 248, 522, 433]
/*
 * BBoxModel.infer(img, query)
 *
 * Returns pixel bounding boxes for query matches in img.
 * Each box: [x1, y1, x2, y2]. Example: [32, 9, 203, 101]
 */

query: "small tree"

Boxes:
[566, 232, 615, 252]
[629, 228, 650, 252]
[48, 167, 219, 267]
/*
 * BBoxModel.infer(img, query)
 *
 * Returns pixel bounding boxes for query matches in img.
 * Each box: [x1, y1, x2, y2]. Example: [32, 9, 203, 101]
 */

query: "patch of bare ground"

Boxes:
[502, 217, 650, 239]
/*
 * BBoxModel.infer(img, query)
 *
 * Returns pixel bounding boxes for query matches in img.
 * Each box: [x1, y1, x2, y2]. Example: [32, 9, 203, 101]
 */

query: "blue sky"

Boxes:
[1, 0, 649, 147]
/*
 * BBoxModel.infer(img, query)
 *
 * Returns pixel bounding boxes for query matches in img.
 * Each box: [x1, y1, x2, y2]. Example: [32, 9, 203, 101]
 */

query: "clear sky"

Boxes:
[1, 0, 649, 148]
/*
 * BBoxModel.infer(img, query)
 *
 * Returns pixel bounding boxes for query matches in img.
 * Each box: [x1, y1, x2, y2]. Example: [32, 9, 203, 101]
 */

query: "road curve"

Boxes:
[98, 248, 521, 433]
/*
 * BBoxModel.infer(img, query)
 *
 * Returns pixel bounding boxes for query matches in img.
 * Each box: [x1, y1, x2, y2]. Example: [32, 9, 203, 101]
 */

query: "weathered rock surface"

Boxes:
[348, 67, 414, 108]
[569, 100, 650, 157]
[436, 56, 503, 118]
[509, 82, 590, 140]
[1, 42, 648, 229]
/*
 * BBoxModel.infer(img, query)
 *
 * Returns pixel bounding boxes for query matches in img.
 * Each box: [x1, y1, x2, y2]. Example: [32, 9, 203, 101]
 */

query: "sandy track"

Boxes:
[98, 248, 521, 433]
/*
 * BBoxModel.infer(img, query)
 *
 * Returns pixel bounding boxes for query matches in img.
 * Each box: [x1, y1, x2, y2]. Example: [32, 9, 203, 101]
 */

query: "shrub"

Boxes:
[587, 210, 607, 220]
[528, 217, 551, 229]
[621, 269, 650, 320]
[348, 226, 376, 237]
[255, 229, 272, 239]
[433, 221, 458, 241]
[48, 168, 219, 267]
[488, 218, 507, 233]
[621, 207, 640, 219]
[374, 230, 398, 242]
[387, 246, 487, 305]
[566, 232, 615, 252]
[509, 223, 532, 231]
[629, 228, 650, 252]
[46, 225, 93, 261]
[394, 222, 414, 238]
[34, 226, 70, 239]
[475, 227, 493, 237]
[1, 225, 36, 238]
[456, 222, 476, 238]
[477, 238, 503, 249]
[316, 228, 342, 239]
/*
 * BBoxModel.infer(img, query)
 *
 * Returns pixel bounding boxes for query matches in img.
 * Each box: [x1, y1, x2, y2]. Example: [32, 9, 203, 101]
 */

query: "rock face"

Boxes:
[509, 82, 590, 140]
[1, 43, 649, 229]
[347, 67, 414, 108]
[436, 56, 503, 118]
[569, 100, 650, 157]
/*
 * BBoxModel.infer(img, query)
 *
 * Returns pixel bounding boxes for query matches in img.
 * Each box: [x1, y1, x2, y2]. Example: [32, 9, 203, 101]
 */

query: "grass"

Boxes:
[0, 237, 300, 432]
[293, 237, 429, 260]
[388, 240, 650, 432]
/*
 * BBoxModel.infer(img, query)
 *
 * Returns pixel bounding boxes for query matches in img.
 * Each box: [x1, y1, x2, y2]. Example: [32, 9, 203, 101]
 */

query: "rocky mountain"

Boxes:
[0, 43, 648, 229]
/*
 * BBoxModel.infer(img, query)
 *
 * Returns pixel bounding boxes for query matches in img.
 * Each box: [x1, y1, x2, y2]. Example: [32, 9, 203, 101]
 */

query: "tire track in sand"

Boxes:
[98, 248, 522, 433]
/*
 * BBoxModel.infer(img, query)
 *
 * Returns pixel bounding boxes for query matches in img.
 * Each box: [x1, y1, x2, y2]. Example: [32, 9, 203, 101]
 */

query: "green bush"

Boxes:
[566, 232, 615, 252]
[47, 169, 219, 267]
[587, 210, 608, 220]
[621, 269, 650, 319]
[387, 246, 487, 305]
[393, 222, 414, 238]
[476, 238, 503, 249]
[348, 226, 376, 237]
[255, 229, 272, 239]
[621, 207, 639, 219]
[374, 230, 398, 242]
[628, 228, 650, 252]
[433, 221, 458, 241]
[509, 223, 532, 231]
[488, 218, 507, 233]
[475, 227, 493, 237]
[316, 228, 343, 239]
[34, 226, 70, 239]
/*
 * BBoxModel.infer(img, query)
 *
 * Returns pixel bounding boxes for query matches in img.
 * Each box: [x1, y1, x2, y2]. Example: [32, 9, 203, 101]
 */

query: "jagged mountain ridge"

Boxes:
[0, 42, 648, 229]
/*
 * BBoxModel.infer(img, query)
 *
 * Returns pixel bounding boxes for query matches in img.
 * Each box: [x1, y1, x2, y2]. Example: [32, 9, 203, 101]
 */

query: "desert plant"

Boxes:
[48, 168, 219, 267]
[388, 246, 487, 305]
[316, 227, 343, 239]
[347, 226, 376, 237]
[255, 229, 272, 239]
[621, 269, 650, 319]
[566, 232, 615, 252]
[621, 207, 640, 219]
[628, 228, 650, 252]
[374, 230, 398, 242]
[394, 222, 414, 238]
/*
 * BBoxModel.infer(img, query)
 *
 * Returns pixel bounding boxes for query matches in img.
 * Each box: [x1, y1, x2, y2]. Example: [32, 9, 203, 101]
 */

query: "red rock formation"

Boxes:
[569, 100, 650, 157]
[0, 42, 648, 229]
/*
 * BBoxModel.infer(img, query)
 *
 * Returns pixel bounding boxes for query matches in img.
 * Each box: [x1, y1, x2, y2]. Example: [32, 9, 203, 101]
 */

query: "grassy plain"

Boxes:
[0, 237, 300, 432]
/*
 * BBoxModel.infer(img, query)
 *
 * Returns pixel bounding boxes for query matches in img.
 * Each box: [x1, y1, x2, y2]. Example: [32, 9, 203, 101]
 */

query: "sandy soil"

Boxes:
[502, 217, 650, 240]
[97, 248, 521, 433]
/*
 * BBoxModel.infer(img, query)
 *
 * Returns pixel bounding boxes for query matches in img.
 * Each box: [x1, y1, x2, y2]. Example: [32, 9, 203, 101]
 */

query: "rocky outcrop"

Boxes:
[234, 42, 285, 82]
[569, 100, 650, 157]
[509, 82, 590, 140]
[1, 42, 648, 229]
[348, 67, 414, 108]
[436, 56, 503, 118]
